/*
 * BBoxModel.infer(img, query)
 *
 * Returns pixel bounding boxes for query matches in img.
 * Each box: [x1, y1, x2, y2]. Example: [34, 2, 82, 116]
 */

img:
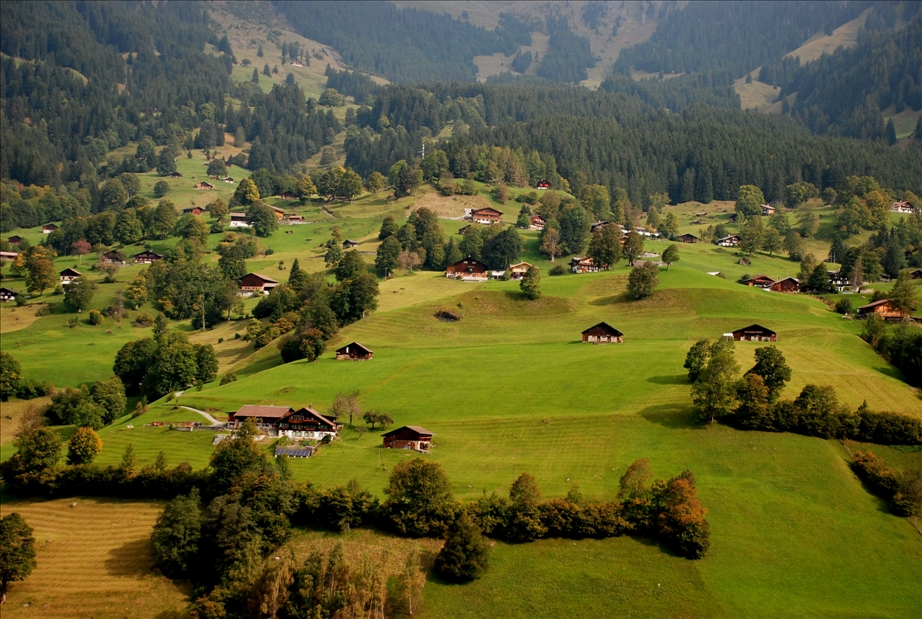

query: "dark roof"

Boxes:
[678, 233, 698, 239]
[732, 324, 776, 335]
[582, 322, 624, 337]
[472, 207, 503, 215]
[335, 341, 373, 355]
[856, 299, 893, 311]
[446, 256, 488, 270]
[234, 405, 294, 419]
[382, 425, 434, 438]
[292, 406, 336, 428]
[132, 250, 163, 258]
[59, 268, 82, 277]
[0, 287, 18, 294]
[743, 275, 775, 283]
[243, 273, 279, 284]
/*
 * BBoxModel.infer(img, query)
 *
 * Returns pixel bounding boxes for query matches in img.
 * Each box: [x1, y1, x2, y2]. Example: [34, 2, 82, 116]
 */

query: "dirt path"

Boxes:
[178, 405, 224, 426]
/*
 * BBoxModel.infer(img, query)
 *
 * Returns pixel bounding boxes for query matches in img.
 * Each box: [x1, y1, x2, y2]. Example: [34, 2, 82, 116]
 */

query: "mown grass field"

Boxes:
[2, 181, 921, 618]
[0, 497, 189, 619]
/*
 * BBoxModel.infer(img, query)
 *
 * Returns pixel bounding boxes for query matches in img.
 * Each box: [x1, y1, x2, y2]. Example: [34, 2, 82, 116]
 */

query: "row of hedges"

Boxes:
[851, 451, 922, 517]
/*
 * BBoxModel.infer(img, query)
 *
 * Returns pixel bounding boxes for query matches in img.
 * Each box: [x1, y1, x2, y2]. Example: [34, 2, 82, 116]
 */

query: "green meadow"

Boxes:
[2, 183, 921, 618]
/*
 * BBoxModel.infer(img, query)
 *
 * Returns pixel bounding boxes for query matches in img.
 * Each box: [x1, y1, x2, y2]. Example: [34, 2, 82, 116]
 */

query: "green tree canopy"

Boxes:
[0, 512, 37, 595]
[383, 458, 456, 537]
[735, 184, 765, 218]
[67, 427, 103, 465]
[434, 511, 490, 583]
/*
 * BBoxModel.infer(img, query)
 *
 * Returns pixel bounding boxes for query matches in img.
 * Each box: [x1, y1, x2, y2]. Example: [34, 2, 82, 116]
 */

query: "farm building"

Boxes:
[770, 277, 800, 293]
[59, 268, 81, 284]
[909, 268, 922, 279]
[570, 256, 608, 273]
[590, 221, 610, 234]
[856, 299, 902, 320]
[529, 215, 546, 230]
[336, 342, 373, 361]
[676, 233, 699, 243]
[286, 215, 305, 224]
[0, 251, 19, 261]
[761, 204, 776, 216]
[828, 271, 850, 291]
[445, 256, 489, 281]
[132, 250, 163, 264]
[491, 270, 506, 280]
[382, 426, 433, 453]
[581, 322, 624, 343]
[230, 405, 339, 440]
[240, 273, 279, 295]
[101, 251, 125, 265]
[0, 287, 19, 302]
[890, 201, 914, 213]
[508, 262, 534, 279]
[536, 180, 551, 190]
[458, 224, 472, 235]
[471, 207, 503, 224]
[222, 177, 234, 183]
[268, 205, 286, 219]
[742, 275, 775, 289]
[42, 223, 59, 234]
[168, 172, 183, 178]
[229, 212, 250, 227]
[182, 207, 205, 216]
[194, 181, 214, 190]
[716, 234, 741, 247]
[7, 235, 23, 245]
[731, 324, 777, 342]
[342, 239, 360, 249]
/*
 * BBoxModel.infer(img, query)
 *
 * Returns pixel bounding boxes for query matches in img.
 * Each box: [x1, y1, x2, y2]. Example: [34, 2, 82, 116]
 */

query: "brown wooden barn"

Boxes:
[7, 235, 23, 245]
[676, 233, 699, 243]
[445, 256, 489, 280]
[194, 181, 214, 190]
[182, 207, 205, 216]
[537, 180, 551, 190]
[856, 299, 902, 320]
[742, 275, 775, 289]
[240, 273, 279, 295]
[342, 239, 360, 249]
[132, 250, 163, 264]
[731, 324, 777, 342]
[336, 342, 373, 361]
[581, 322, 624, 343]
[471, 207, 503, 224]
[908, 268, 922, 280]
[101, 251, 126, 265]
[382, 426, 433, 452]
[769, 277, 800, 293]
[42, 223, 59, 234]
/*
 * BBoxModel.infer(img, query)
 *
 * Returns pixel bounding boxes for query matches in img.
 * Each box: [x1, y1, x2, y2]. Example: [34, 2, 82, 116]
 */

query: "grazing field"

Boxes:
[785, 7, 871, 64]
[0, 497, 189, 619]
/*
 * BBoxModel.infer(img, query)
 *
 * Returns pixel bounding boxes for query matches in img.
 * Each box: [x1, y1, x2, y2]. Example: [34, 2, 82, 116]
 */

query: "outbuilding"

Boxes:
[731, 324, 777, 342]
[676, 233, 699, 243]
[335, 342, 373, 361]
[856, 299, 902, 320]
[769, 277, 800, 293]
[59, 268, 81, 284]
[42, 223, 59, 234]
[0, 287, 19, 302]
[570, 256, 607, 273]
[240, 273, 279, 295]
[508, 262, 534, 279]
[194, 181, 214, 190]
[342, 239, 360, 249]
[581, 322, 624, 343]
[742, 275, 775, 289]
[382, 426, 433, 452]
[229, 212, 249, 227]
[101, 251, 126, 265]
[536, 180, 551, 190]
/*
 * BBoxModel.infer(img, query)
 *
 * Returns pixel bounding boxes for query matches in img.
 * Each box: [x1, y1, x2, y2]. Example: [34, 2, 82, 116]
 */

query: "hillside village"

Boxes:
[1, 2, 922, 618]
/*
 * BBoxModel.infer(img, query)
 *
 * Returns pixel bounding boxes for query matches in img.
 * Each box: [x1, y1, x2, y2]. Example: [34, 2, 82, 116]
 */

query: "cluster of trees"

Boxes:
[0, 512, 37, 597]
[0, 182, 92, 232]
[45, 377, 126, 430]
[851, 451, 922, 517]
[0, 352, 49, 402]
[275, 1, 525, 83]
[861, 313, 922, 389]
[536, 17, 596, 83]
[685, 340, 922, 445]
[324, 66, 378, 105]
[114, 321, 218, 400]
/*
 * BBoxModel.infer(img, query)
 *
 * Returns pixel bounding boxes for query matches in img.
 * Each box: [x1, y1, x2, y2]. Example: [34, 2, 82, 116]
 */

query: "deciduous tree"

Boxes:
[383, 458, 455, 537]
[66, 427, 102, 465]
[627, 262, 659, 300]
[745, 346, 791, 401]
[0, 512, 37, 595]
[520, 266, 541, 300]
[661, 244, 679, 270]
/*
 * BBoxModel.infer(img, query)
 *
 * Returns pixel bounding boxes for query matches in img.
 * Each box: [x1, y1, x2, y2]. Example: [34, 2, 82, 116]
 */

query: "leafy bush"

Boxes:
[835, 297, 852, 314]
[549, 264, 567, 276]
[88, 309, 103, 325]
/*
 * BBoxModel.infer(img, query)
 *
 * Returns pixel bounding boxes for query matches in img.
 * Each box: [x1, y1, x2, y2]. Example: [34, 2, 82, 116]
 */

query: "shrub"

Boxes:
[549, 264, 567, 276]
[434, 512, 490, 583]
[383, 458, 456, 537]
[153, 180, 170, 198]
[35, 305, 51, 317]
[219, 373, 237, 386]
[88, 309, 103, 325]
[835, 297, 852, 314]
[134, 313, 153, 327]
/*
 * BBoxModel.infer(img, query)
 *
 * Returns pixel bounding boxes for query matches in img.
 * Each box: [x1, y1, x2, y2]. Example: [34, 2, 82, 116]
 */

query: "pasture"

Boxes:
[2, 181, 921, 618]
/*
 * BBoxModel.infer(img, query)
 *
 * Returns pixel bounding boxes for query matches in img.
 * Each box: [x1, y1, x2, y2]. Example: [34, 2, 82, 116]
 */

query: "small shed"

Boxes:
[222, 177, 234, 183]
[342, 239, 360, 249]
[169, 172, 183, 178]
[716, 234, 741, 247]
[182, 207, 205, 216]
[458, 224, 472, 235]
[335, 342, 373, 361]
[770, 277, 800, 293]
[0, 287, 19, 302]
[856, 299, 901, 320]
[7, 235, 23, 245]
[761, 204, 776, 216]
[909, 268, 922, 280]
[731, 324, 777, 342]
[59, 268, 82, 284]
[132, 250, 163, 264]
[101, 251, 126, 265]
[382, 426, 433, 452]
[229, 212, 249, 227]
[194, 181, 214, 190]
[42, 223, 59, 234]
[581, 322, 624, 343]
[529, 215, 546, 230]
[742, 275, 775, 289]
[676, 233, 698, 243]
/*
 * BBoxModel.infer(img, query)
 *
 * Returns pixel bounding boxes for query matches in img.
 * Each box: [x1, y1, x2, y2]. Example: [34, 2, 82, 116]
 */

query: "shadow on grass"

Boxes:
[588, 292, 630, 306]
[637, 404, 699, 430]
[647, 374, 689, 385]
[105, 537, 154, 578]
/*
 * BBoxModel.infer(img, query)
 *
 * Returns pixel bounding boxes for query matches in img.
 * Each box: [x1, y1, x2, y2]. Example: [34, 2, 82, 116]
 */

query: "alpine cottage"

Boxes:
[581, 322, 624, 343]
[382, 426, 433, 453]
[335, 342, 373, 361]
[445, 256, 489, 281]
[730, 324, 777, 342]
[240, 273, 279, 295]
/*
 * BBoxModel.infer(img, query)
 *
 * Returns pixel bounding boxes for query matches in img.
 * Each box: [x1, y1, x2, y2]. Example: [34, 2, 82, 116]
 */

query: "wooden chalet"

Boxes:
[229, 212, 249, 227]
[761, 204, 776, 216]
[676, 233, 699, 243]
[382, 426, 433, 453]
[0, 287, 19, 302]
[279, 192, 297, 201]
[856, 299, 902, 320]
[168, 172, 183, 178]
[716, 234, 741, 247]
[182, 207, 205, 216]
[335, 342, 373, 361]
[909, 268, 922, 280]
[132, 250, 163, 264]
[42, 223, 59, 234]
[508, 262, 534, 280]
[222, 177, 234, 183]
[286, 215, 305, 224]
[581, 322, 624, 344]
[342, 239, 360, 249]
[59, 267, 81, 284]
[742, 275, 775, 289]
[268, 205, 286, 219]
[570, 256, 608, 274]
[828, 270, 850, 291]
[445, 256, 489, 281]
[7, 235, 23, 245]
[194, 181, 214, 190]
[230, 404, 338, 440]
[536, 180, 551, 190]
[101, 251, 126, 265]
[769, 277, 800, 293]
[240, 272, 279, 295]
[890, 201, 914, 213]
[730, 324, 777, 342]
[0, 251, 19, 261]
[529, 215, 546, 230]
[471, 207, 503, 225]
